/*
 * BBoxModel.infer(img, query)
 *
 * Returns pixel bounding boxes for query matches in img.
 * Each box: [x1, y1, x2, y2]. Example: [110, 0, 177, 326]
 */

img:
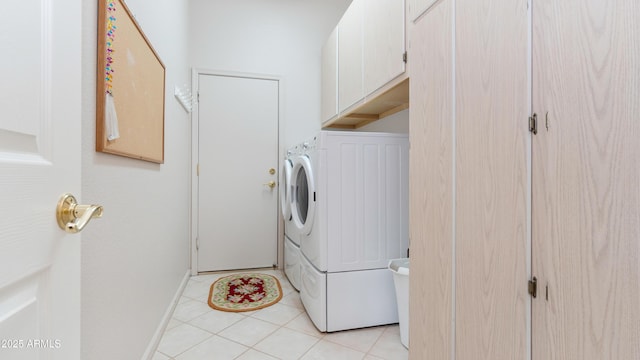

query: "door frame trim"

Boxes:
[190, 68, 283, 275]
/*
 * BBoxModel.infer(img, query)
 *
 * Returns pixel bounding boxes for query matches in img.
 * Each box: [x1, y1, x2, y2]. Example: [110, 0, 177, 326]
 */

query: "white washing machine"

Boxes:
[291, 131, 409, 332]
[282, 145, 301, 290]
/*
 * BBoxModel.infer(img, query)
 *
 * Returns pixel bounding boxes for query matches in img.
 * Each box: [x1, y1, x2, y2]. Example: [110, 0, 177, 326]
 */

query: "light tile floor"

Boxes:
[153, 270, 408, 360]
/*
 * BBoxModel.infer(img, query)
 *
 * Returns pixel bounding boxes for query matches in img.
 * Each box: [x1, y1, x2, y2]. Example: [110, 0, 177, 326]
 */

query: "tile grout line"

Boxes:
[172, 331, 215, 359]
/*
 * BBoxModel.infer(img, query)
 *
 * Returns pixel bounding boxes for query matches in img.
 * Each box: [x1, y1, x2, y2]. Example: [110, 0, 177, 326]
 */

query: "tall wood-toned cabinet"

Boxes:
[409, 0, 640, 359]
[531, 0, 640, 358]
[454, 0, 529, 358]
[409, 0, 528, 358]
[408, 1, 453, 358]
[407, 0, 439, 21]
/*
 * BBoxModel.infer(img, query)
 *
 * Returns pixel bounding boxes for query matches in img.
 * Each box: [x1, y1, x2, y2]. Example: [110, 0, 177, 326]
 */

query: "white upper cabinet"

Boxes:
[364, 0, 406, 95]
[321, 27, 339, 122]
[322, 0, 408, 127]
[338, 0, 364, 113]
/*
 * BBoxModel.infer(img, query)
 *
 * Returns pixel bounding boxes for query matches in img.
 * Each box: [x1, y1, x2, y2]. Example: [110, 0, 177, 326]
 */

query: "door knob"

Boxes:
[263, 181, 276, 189]
[56, 193, 104, 233]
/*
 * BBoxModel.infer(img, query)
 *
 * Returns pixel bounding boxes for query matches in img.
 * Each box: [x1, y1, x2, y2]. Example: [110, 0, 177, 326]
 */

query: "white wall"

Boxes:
[81, 0, 191, 359]
[189, 0, 352, 149]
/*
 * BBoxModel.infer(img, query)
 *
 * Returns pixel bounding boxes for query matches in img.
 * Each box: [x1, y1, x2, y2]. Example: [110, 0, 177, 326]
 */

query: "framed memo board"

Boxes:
[96, 0, 165, 163]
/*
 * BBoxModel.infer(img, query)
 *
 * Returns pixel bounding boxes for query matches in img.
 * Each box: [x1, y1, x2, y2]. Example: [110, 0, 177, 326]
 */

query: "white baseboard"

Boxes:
[140, 269, 191, 360]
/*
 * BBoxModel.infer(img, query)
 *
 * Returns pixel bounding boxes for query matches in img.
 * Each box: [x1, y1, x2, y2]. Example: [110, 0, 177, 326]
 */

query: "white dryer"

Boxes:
[281, 146, 295, 241]
[291, 131, 409, 332]
[282, 145, 301, 290]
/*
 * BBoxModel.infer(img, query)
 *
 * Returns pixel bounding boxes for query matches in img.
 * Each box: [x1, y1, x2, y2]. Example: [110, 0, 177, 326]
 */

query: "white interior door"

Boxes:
[0, 1, 81, 359]
[197, 74, 279, 272]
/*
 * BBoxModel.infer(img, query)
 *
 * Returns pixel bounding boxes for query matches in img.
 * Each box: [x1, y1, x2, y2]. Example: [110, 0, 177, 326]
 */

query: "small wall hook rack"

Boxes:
[174, 84, 193, 113]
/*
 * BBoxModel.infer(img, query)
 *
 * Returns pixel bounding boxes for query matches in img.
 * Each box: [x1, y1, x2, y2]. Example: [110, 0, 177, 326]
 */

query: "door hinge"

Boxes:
[196, 237, 199, 251]
[403, 51, 408, 64]
[528, 276, 537, 298]
[529, 113, 538, 135]
[197, 163, 200, 176]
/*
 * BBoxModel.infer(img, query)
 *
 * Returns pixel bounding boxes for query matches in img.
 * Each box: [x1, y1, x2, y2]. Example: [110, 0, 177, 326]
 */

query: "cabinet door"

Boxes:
[321, 26, 338, 123]
[455, 0, 529, 358]
[338, 0, 364, 112]
[408, 0, 453, 358]
[408, 0, 438, 23]
[363, 0, 405, 95]
[532, 1, 640, 359]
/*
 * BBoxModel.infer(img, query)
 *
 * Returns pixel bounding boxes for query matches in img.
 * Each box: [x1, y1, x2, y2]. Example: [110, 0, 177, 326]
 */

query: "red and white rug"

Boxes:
[208, 273, 282, 312]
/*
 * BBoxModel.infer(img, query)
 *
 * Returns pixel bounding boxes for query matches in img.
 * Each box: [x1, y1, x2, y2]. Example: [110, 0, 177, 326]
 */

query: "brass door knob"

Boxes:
[56, 193, 103, 233]
[263, 181, 276, 189]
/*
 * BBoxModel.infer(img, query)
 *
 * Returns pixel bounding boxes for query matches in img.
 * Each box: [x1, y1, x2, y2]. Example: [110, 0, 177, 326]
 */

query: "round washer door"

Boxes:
[280, 158, 293, 219]
[291, 155, 315, 235]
